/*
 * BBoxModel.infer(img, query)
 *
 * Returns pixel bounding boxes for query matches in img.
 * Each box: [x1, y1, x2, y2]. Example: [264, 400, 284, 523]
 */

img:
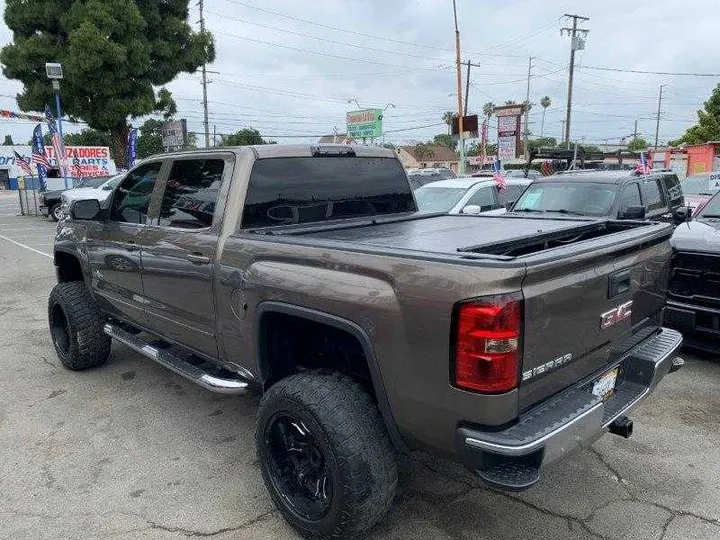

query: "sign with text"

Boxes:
[498, 136, 517, 160]
[451, 114, 479, 139]
[162, 120, 188, 149]
[346, 109, 383, 139]
[494, 104, 525, 159]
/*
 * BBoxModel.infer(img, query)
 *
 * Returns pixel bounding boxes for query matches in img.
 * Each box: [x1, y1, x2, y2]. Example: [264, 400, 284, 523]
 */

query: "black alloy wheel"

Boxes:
[263, 412, 334, 521]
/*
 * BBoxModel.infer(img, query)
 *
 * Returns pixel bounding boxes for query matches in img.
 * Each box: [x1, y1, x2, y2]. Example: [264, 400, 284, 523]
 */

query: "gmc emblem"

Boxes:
[600, 301, 633, 330]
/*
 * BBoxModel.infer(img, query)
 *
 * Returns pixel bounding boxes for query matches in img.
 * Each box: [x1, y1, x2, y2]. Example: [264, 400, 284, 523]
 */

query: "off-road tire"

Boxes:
[256, 371, 398, 539]
[48, 281, 111, 370]
[49, 203, 62, 222]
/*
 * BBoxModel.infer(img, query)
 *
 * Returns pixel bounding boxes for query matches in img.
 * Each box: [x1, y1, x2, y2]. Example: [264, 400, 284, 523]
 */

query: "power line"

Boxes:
[582, 66, 720, 77]
[212, 30, 452, 70]
[205, 11, 450, 62]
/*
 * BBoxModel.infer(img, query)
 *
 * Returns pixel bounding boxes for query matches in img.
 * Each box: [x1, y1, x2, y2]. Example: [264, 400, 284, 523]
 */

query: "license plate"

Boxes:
[592, 368, 619, 400]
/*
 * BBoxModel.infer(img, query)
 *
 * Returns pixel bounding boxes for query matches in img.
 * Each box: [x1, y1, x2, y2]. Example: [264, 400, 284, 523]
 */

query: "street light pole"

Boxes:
[46, 63, 69, 189]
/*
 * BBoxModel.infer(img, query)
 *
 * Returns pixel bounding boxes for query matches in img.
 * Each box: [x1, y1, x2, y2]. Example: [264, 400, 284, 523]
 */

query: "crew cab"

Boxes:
[49, 145, 683, 539]
[509, 170, 691, 223]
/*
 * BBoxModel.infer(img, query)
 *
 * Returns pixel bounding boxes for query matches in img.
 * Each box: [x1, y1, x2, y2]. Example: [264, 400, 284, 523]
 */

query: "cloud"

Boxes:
[0, 0, 716, 149]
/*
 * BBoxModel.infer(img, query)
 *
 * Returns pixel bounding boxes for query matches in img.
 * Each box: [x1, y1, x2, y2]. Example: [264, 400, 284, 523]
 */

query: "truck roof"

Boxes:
[146, 144, 396, 160]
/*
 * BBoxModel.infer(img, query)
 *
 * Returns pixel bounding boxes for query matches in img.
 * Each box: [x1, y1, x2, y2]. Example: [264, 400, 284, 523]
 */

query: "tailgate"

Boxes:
[518, 223, 673, 410]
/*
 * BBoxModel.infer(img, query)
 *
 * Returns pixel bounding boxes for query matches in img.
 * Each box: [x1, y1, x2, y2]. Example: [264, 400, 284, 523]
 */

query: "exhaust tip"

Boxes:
[609, 416, 633, 439]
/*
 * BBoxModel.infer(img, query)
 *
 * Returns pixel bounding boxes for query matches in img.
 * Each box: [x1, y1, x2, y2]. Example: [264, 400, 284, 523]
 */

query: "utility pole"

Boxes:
[198, 0, 210, 148]
[561, 120, 566, 143]
[452, 0, 465, 175]
[634, 119, 638, 141]
[654, 84, 665, 150]
[213, 125, 217, 147]
[464, 60, 471, 116]
[561, 14, 589, 149]
[523, 56, 534, 161]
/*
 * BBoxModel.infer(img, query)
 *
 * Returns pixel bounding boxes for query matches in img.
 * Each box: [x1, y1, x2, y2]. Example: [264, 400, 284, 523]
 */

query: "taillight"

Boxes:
[453, 294, 523, 393]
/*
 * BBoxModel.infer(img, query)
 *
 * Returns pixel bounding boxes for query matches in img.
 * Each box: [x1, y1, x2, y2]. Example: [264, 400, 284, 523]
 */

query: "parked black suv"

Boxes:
[509, 170, 690, 223]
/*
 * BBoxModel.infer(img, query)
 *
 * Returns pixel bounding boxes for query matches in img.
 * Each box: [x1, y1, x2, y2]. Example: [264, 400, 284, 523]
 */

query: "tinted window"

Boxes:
[110, 162, 162, 223]
[620, 183, 642, 213]
[644, 179, 666, 211]
[414, 186, 468, 214]
[242, 157, 415, 228]
[158, 159, 224, 229]
[682, 175, 716, 195]
[663, 174, 683, 205]
[513, 182, 617, 216]
[497, 184, 527, 206]
[464, 186, 496, 211]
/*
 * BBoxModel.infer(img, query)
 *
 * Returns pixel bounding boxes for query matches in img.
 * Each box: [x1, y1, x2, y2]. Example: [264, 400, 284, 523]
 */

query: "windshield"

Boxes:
[513, 182, 618, 216]
[698, 192, 720, 217]
[683, 175, 717, 196]
[413, 186, 468, 213]
[497, 184, 527, 206]
[76, 177, 109, 189]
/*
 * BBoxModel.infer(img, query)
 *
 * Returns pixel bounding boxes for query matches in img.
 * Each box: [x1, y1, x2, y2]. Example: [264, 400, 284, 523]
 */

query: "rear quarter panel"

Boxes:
[216, 237, 526, 454]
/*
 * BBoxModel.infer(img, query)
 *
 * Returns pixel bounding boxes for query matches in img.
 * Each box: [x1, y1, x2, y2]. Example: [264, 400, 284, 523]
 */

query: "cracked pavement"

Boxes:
[1, 201, 719, 540]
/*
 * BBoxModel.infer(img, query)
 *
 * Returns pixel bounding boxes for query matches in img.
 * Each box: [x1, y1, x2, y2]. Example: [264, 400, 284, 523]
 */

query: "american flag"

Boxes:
[31, 150, 50, 169]
[45, 105, 65, 169]
[635, 152, 652, 174]
[492, 158, 507, 190]
[14, 151, 34, 176]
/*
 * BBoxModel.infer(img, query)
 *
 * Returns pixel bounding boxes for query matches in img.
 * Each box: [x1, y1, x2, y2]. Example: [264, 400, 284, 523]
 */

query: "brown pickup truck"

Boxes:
[49, 145, 683, 539]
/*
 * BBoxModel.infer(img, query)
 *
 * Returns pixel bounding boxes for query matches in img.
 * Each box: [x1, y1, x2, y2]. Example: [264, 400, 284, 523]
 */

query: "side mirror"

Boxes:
[620, 205, 646, 220]
[505, 200, 516, 210]
[673, 205, 692, 223]
[71, 199, 101, 220]
[461, 205, 482, 215]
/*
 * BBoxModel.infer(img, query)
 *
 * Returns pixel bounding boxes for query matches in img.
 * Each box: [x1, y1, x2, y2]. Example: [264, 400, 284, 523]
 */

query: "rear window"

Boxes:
[414, 186, 468, 214]
[513, 182, 617, 216]
[242, 157, 415, 228]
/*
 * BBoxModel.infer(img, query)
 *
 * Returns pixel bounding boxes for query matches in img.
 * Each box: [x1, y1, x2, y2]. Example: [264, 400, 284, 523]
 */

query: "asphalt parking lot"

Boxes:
[0, 190, 719, 540]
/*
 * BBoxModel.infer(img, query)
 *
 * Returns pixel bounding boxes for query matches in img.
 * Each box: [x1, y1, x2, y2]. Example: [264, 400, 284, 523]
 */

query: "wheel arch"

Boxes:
[255, 301, 406, 451]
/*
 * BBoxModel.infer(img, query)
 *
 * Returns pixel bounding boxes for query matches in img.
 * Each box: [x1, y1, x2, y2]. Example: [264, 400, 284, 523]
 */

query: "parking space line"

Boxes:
[0, 233, 52, 259]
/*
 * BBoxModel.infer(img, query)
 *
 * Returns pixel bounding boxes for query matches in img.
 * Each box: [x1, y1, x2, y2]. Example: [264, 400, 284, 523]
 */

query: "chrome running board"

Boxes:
[103, 323, 249, 394]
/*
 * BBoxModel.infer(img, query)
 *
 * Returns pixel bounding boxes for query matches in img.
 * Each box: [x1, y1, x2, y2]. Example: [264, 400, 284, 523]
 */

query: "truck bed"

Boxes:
[282, 214, 655, 260]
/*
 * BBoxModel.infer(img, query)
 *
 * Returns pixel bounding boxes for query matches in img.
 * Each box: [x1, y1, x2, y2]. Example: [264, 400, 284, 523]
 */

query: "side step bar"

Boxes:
[103, 323, 249, 395]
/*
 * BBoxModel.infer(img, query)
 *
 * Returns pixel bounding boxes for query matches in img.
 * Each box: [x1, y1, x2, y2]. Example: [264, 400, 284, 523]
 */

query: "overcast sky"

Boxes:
[0, 0, 718, 150]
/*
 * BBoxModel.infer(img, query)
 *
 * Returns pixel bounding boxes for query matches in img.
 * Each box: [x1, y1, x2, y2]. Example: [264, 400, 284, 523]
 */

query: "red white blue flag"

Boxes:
[45, 105, 65, 170]
[492, 158, 507, 190]
[636, 152, 652, 174]
[14, 150, 34, 176]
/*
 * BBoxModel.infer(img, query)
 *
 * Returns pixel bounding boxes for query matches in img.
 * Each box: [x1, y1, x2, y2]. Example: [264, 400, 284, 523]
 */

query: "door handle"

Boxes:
[186, 253, 211, 265]
[123, 241, 138, 252]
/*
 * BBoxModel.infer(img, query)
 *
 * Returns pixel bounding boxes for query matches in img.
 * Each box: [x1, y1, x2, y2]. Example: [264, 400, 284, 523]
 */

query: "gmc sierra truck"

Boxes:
[49, 145, 684, 539]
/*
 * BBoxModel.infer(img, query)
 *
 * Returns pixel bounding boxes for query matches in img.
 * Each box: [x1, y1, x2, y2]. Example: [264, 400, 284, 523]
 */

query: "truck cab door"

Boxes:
[86, 161, 165, 325]
[139, 156, 232, 360]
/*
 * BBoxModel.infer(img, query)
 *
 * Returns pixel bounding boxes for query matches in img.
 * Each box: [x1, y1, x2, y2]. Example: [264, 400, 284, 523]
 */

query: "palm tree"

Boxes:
[442, 111, 455, 135]
[540, 96, 552, 138]
[482, 102, 495, 119]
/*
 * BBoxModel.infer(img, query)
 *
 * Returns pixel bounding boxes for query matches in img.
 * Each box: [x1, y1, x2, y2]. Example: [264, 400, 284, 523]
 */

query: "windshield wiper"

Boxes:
[512, 208, 544, 213]
[701, 214, 720, 218]
[547, 209, 587, 216]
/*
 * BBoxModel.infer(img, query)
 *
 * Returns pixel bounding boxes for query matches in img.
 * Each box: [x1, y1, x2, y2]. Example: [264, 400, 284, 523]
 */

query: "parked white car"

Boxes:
[414, 177, 532, 215]
[60, 174, 124, 217]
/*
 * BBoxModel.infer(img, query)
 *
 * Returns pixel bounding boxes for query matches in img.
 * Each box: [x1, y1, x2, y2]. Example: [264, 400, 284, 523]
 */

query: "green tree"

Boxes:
[65, 129, 112, 147]
[2, 135, 14, 145]
[670, 84, 720, 146]
[539, 96, 552, 138]
[527, 137, 558, 151]
[413, 143, 433, 160]
[432, 133, 456, 150]
[219, 128, 267, 146]
[504, 100, 517, 105]
[628, 137, 649, 151]
[1, 0, 214, 166]
[482, 102, 495, 119]
[442, 111, 456, 135]
[136, 119, 165, 159]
